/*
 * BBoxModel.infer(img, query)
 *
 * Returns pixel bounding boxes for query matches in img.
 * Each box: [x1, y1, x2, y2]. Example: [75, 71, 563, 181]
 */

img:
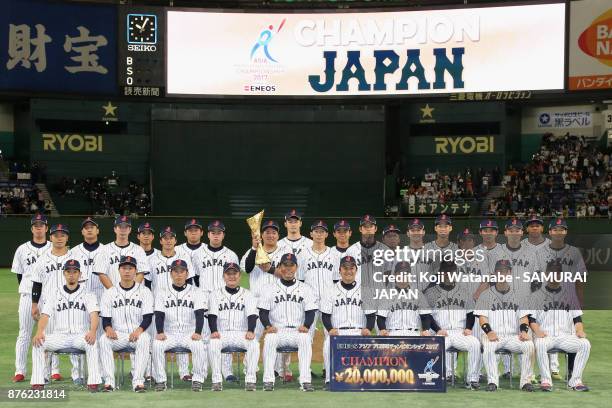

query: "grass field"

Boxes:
[0, 269, 610, 408]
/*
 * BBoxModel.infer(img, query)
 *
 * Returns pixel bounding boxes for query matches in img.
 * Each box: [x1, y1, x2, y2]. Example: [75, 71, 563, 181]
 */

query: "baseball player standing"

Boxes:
[179, 219, 205, 287]
[137, 222, 159, 260]
[424, 261, 482, 390]
[30, 259, 102, 392]
[381, 224, 402, 250]
[152, 259, 208, 392]
[258, 253, 317, 392]
[521, 215, 550, 251]
[321, 255, 376, 388]
[473, 220, 508, 300]
[423, 214, 458, 268]
[330, 220, 352, 282]
[207, 262, 260, 391]
[405, 218, 431, 292]
[499, 218, 537, 298]
[12, 214, 51, 382]
[100, 216, 149, 288]
[68, 217, 106, 305]
[99, 256, 153, 392]
[279, 209, 313, 256]
[297, 220, 336, 308]
[529, 260, 591, 392]
[474, 259, 535, 392]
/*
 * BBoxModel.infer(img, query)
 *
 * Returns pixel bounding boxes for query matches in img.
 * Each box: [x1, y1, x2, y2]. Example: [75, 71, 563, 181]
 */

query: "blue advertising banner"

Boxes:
[0, 0, 117, 94]
[330, 336, 446, 392]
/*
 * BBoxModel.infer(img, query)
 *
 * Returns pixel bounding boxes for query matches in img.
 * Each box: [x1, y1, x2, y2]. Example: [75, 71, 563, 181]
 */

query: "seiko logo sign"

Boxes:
[127, 44, 157, 52]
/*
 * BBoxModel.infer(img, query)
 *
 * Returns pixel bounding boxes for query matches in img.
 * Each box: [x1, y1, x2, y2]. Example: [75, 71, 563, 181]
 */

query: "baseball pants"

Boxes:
[535, 335, 590, 387]
[31, 333, 101, 386]
[152, 334, 207, 384]
[323, 329, 361, 383]
[99, 331, 151, 389]
[208, 331, 260, 384]
[38, 296, 78, 380]
[443, 331, 481, 383]
[15, 294, 35, 376]
[263, 328, 312, 385]
[482, 335, 534, 387]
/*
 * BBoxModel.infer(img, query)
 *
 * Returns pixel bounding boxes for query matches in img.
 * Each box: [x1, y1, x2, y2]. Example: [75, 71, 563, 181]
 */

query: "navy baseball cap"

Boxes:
[360, 214, 377, 226]
[208, 220, 225, 232]
[30, 213, 48, 225]
[114, 215, 131, 227]
[311, 220, 328, 231]
[81, 216, 98, 228]
[394, 261, 411, 272]
[50, 224, 69, 235]
[479, 219, 498, 230]
[184, 218, 203, 230]
[334, 220, 351, 231]
[457, 228, 476, 240]
[63, 259, 81, 271]
[285, 209, 302, 221]
[262, 220, 279, 232]
[435, 214, 452, 225]
[549, 217, 568, 230]
[170, 259, 188, 270]
[495, 259, 512, 270]
[525, 215, 544, 226]
[223, 262, 241, 274]
[407, 218, 425, 230]
[137, 222, 155, 233]
[383, 224, 401, 235]
[339, 256, 357, 268]
[119, 255, 137, 268]
[505, 218, 524, 230]
[280, 253, 298, 265]
[159, 226, 176, 238]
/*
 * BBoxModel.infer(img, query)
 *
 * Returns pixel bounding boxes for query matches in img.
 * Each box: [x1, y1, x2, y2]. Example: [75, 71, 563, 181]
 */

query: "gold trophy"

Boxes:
[246, 210, 271, 265]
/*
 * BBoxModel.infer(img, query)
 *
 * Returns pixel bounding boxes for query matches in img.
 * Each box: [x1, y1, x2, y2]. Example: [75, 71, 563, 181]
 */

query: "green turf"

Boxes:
[0, 269, 610, 407]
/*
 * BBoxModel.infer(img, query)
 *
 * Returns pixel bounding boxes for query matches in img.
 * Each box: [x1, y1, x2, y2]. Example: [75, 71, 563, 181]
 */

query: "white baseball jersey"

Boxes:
[192, 245, 240, 293]
[12, 241, 51, 294]
[498, 244, 538, 296]
[100, 283, 154, 333]
[320, 282, 373, 329]
[477, 243, 508, 275]
[346, 241, 395, 285]
[521, 237, 551, 252]
[178, 242, 203, 262]
[67, 243, 106, 299]
[32, 250, 72, 297]
[535, 244, 587, 275]
[208, 287, 258, 331]
[41, 285, 99, 333]
[529, 285, 582, 337]
[377, 289, 431, 330]
[425, 283, 474, 331]
[155, 284, 207, 335]
[258, 280, 317, 328]
[103, 242, 150, 286]
[474, 286, 528, 336]
[279, 236, 312, 256]
[297, 246, 337, 303]
[240, 244, 288, 297]
[403, 243, 432, 292]
[329, 245, 349, 281]
[142, 248, 159, 281]
[457, 256, 487, 299]
[145, 248, 195, 295]
[423, 240, 459, 272]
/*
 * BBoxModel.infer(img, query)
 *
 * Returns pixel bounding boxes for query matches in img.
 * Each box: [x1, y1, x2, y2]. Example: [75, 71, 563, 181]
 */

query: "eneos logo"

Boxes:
[578, 8, 612, 66]
[250, 18, 286, 62]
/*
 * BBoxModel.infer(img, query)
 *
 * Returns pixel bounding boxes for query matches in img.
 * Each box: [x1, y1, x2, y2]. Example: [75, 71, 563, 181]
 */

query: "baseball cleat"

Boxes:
[31, 384, 44, 391]
[501, 372, 511, 380]
[466, 382, 480, 390]
[134, 385, 146, 393]
[73, 378, 85, 386]
[551, 371, 562, 380]
[540, 383, 553, 392]
[103, 384, 114, 392]
[263, 382, 274, 391]
[225, 375, 238, 383]
[155, 382, 166, 392]
[572, 384, 590, 392]
[479, 374, 486, 383]
[446, 375, 456, 383]
[245, 382, 257, 391]
[88, 384, 99, 393]
[301, 382, 315, 392]
[486, 383, 498, 392]
[192, 381, 203, 392]
[13, 374, 25, 383]
[274, 371, 280, 378]
[51, 373, 63, 381]
[211, 382, 223, 392]
[522, 383, 534, 392]
[284, 373, 294, 382]
[181, 374, 193, 382]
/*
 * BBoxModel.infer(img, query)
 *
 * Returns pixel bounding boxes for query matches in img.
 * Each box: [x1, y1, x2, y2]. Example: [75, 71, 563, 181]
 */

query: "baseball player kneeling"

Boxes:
[208, 262, 260, 392]
[30, 259, 102, 392]
[529, 260, 591, 392]
[258, 253, 317, 392]
[475, 260, 534, 392]
[99, 256, 153, 392]
[321, 255, 376, 388]
[152, 259, 208, 392]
